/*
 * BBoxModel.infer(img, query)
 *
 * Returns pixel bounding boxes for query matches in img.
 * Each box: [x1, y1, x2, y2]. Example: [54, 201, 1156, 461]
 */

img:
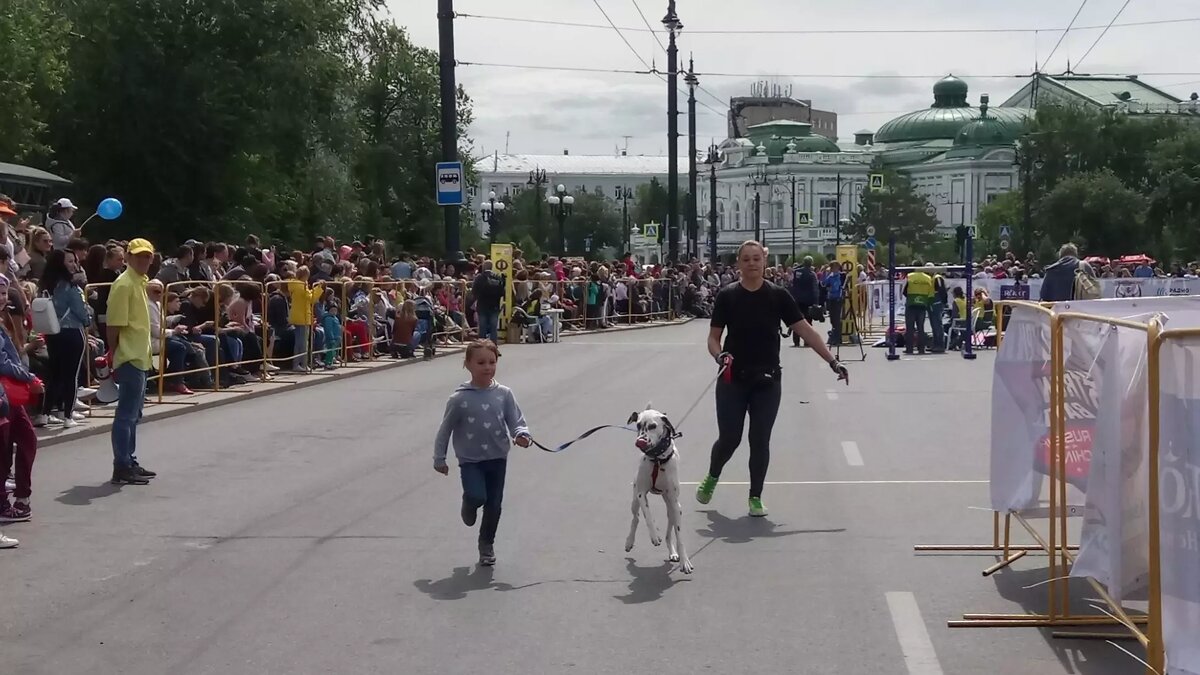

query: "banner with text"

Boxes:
[1158, 338, 1200, 675]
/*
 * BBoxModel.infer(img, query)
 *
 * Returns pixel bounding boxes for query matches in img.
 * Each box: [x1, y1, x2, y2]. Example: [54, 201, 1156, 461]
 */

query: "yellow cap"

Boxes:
[128, 238, 155, 256]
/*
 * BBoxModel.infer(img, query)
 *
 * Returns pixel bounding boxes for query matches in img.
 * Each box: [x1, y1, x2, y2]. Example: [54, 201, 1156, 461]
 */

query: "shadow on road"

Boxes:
[695, 509, 846, 544]
[413, 565, 507, 600]
[55, 483, 122, 506]
[613, 557, 690, 604]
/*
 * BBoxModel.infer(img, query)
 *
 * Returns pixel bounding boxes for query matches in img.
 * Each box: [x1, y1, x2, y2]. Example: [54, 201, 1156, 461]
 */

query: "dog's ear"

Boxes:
[644, 401, 653, 411]
[627, 411, 639, 425]
[662, 416, 675, 436]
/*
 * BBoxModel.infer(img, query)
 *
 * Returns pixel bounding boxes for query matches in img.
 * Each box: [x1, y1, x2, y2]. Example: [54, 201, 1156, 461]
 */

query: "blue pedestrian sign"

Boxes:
[436, 161, 465, 206]
[999, 224, 1012, 239]
[865, 236, 877, 250]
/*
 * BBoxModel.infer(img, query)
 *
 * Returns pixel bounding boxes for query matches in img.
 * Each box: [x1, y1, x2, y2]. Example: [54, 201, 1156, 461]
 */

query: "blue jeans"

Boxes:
[112, 363, 147, 469]
[929, 302, 946, 351]
[293, 325, 310, 369]
[478, 308, 500, 343]
[460, 458, 508, 545]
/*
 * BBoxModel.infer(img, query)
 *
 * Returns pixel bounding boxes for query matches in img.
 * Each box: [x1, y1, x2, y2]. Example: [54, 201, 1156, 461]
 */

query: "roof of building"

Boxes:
[475, 153, 679, 176]
[1029, 73, 1180, 106]
[0, 161, 72, 186]
[745, 120, 841, 158]
[874, 75, 1030, 144]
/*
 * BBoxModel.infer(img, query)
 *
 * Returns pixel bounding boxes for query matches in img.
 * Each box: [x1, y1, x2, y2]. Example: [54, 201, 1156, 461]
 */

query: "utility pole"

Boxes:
[754, 190, 761, 244]
[707, 145, 719, 264]
[790, 175, 797, 262]
[663, 1, 682, 265]
[834, 171, 842, 245]
[437, 0, 463, 263]
[685, 57, 699, 261]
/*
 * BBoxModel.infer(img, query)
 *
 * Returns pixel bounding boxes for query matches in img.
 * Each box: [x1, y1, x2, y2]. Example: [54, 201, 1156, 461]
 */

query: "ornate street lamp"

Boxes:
[547, 184, 574, 255]
[480, 190, 506, 243]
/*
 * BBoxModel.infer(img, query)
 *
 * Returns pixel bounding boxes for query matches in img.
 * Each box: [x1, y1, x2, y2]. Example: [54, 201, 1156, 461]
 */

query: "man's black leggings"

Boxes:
[708, 376, 783, 498]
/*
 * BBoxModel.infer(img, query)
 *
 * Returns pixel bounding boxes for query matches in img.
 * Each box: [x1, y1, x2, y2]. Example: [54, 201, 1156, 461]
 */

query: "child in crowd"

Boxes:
[315, 288, 341, 370]
[391, 299, 418, 359]
[433, 340, 531, 566]
[285, 266, 324, 372]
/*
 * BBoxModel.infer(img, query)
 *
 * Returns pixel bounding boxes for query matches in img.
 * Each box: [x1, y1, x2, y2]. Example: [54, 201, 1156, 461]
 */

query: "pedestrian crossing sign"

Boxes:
[869, 174, 884, 192]
[796, 211, 811, 227]
[642, 222, 660, 240]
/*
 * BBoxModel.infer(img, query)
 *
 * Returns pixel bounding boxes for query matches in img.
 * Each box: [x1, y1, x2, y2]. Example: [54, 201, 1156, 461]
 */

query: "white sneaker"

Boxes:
[74, 400, 91, 412]
[71, 412, 87, 422]
[265, 363, 280, 372]
[32, 415, 63, 427]
[77, 387, 98, 399]
[0, 533, 17, 549]
[63, 418, 78, 428]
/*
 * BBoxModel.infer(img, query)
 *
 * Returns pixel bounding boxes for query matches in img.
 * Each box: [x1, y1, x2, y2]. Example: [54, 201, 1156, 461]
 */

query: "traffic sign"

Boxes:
[436, 162, 464, 206]
[999, 238, 1010, 250]
[999, 224, 1012, 239]
[796, 211, 811, 227]
[869, 174, 884, 192]
[865, 225, 876, 237]
[643, 222, 660, 240]
[865, 236, 877, 250]
[925, 205, 937, 217]
[966, 224, 978, 238]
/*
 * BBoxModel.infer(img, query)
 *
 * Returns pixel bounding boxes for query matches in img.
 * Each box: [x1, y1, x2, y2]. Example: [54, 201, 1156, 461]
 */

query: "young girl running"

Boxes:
[433, 340, 531, 566]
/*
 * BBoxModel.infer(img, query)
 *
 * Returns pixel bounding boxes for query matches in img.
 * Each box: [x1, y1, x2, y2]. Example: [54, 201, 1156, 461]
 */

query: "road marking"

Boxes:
[826, 390, 839, 401]
[886, 592, 945, 675]
[841, 440, 863, 466]
[679, 480, 986, 485]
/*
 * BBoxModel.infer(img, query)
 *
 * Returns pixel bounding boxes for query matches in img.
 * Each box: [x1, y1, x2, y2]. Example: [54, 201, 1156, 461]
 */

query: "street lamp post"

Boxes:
[663, 1, 683, 265]
[619, 187, 634, 254]
[480, 190, 506, 243]
[706, 144, 719, 264]
[547, 184, 574, 256]
[838, 217, 850, 248]
[527, 168, 548, 249]
[436, 0, 464, 265]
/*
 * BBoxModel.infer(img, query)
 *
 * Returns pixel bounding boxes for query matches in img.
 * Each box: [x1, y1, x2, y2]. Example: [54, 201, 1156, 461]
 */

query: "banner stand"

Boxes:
[913, 302, 1166, 675]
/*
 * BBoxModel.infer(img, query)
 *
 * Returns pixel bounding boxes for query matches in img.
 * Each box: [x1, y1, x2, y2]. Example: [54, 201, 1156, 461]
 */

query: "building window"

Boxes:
[510, 184, 523, 195]
[818, 197, 838, 226]
[773, 202, 785, 230]
[734, 201, 741, 230]
[807, 229, 819, 240]
[718, 201, 725, 230]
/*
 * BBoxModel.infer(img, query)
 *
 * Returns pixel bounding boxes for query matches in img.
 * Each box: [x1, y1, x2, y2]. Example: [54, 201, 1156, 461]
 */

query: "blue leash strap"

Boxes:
[529, 424, 635, 453]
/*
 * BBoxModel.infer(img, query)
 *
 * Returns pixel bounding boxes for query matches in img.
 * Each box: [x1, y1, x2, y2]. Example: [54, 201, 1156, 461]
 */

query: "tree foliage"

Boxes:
[844, 166, 939, 253]
[2, 0, 472, 252]
[0, 0, 69, 161]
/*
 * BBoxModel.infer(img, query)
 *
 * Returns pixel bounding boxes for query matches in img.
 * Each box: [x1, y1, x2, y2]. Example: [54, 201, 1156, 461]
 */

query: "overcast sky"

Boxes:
[392, 0, 1200, 158]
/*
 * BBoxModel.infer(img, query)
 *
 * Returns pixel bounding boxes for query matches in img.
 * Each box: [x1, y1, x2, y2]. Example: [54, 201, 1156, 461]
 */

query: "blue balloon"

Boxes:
[97, 197, 123, 221]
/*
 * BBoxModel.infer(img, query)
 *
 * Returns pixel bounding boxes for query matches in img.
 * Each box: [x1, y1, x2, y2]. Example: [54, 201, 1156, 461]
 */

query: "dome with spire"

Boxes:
[874, 75, 1029, 144]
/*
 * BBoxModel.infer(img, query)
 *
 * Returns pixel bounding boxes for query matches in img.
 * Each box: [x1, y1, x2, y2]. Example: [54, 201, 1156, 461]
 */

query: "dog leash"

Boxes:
[528, 365, 727, 454]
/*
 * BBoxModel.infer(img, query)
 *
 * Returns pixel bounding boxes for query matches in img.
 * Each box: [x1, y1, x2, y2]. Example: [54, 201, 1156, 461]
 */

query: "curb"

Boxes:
[559, 317, 694, 338]
[37, 319, 693, 448]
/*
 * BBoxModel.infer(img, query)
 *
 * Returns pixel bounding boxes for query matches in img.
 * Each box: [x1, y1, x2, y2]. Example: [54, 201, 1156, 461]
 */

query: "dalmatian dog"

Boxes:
[624, 406, 694, 574]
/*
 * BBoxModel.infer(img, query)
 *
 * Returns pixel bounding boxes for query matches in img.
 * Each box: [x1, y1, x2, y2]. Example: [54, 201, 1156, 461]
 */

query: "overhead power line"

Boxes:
[456, 11, 1200, 35]
[1076, 0, 1133, 69]
[630, 0, 667, 52]
[1040, 0, 1090, 71]
[457, 61, 1200, 80]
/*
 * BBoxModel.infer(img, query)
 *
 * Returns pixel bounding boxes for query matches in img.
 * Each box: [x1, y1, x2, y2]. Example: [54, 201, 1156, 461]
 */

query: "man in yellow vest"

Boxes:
[902, 262, 934, 355]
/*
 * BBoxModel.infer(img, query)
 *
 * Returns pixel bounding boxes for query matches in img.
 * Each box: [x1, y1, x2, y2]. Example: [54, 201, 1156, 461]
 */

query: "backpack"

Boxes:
[31, 294, 61, 335]
[1073, 263, 1101, 300]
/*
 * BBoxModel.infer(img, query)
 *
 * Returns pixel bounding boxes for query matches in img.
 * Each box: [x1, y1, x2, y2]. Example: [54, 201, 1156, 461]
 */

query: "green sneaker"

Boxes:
[748, 497, 768, 517]
[695, 475, 718, 504]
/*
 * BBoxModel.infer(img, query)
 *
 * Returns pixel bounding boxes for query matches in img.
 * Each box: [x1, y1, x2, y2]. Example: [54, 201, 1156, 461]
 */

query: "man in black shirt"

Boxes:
[698, 241, 848, 517]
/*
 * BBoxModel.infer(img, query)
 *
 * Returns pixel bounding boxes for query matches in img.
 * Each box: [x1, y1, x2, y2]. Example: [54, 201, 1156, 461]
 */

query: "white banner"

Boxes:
[867, 276, 1200, 322]
[1157, 339, 1200, 675]
[1068, 320, 1150, 604]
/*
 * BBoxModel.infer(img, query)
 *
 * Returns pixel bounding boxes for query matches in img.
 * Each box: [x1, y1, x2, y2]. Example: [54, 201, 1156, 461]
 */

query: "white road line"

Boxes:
[841, 440, 864, 466]
[679, 480, 986, 485]
[826, 390, 839, 401]
[886, 592, 945, 675]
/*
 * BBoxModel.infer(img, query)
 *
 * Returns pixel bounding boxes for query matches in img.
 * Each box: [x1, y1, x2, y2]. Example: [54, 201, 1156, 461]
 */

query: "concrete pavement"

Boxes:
[2, 323, 1142, 674]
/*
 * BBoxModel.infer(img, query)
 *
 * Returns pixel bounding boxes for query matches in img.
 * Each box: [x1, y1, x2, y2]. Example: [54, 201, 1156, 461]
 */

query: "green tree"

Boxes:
[562, 192, 622, 258]
[844, 167, 939, 252]
[1147, 129, 1200, 260]
[1034, 169, 1147, 256]
[0, 0, 68, 162]
[976, 190, 1023, 256]
[634, 178, 670, 242]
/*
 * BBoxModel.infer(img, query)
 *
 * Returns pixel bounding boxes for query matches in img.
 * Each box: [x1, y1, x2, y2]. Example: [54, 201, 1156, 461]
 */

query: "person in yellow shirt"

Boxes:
[107, 238, 156, 485]
[286, 266, 325, 371]
[901, 264, 934, 355]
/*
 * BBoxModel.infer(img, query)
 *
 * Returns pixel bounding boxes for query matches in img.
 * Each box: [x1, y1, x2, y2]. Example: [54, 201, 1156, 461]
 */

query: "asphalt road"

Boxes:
[2, 323, 1144, 674]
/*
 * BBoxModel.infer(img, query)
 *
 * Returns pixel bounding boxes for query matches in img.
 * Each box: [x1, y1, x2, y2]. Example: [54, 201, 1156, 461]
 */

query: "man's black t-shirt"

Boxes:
[710, 281, 804, 375]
